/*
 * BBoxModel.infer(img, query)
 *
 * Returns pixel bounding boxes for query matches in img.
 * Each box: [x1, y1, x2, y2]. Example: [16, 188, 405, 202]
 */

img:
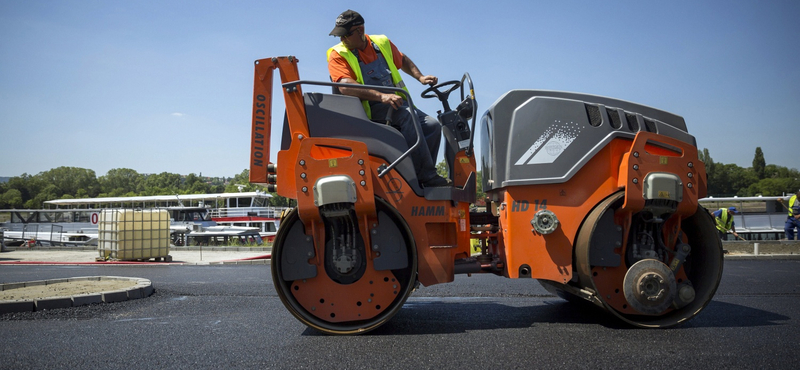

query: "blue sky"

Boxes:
[1, 0, 798, 178]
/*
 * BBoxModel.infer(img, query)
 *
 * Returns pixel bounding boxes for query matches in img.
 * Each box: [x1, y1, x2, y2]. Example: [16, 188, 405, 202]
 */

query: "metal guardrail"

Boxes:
[207, 206, 289, 219]
[699, 197, 790, 240]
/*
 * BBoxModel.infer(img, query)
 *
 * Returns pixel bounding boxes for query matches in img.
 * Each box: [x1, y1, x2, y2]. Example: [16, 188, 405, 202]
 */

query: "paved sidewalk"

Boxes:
[0, 247, 271, 265]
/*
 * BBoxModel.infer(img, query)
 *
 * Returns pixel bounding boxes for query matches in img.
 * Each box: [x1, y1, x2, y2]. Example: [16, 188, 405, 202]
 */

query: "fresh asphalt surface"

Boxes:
[1, 258, 799, 369]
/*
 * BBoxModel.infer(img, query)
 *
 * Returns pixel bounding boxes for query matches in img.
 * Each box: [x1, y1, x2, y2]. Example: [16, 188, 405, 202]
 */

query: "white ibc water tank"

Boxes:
[97, 209, 170, 260]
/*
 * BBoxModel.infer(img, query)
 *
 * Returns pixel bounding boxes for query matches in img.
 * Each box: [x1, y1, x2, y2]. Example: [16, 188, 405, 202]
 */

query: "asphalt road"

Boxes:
[1, 259, 799, 369]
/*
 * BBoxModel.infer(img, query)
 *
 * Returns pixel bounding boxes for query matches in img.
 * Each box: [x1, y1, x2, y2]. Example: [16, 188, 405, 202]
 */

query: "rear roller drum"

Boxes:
[546, 191, 723, 327]
[271, 198, 417, 335]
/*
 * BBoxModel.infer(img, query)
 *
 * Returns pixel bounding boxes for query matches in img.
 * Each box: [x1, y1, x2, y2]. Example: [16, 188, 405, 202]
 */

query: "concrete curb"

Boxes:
[724, 254, 800, 260]
[4, 246, 272, 252]
[0, 276, 153, 314]
[721, 240, 800, 255]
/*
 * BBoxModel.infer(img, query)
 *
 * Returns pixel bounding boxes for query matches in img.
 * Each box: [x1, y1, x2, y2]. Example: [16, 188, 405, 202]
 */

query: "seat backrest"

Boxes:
[281, 93, 423, 196]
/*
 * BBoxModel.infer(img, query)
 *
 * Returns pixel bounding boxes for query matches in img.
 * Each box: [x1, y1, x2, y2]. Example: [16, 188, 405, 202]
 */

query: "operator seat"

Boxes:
[280, 92, 424, 196]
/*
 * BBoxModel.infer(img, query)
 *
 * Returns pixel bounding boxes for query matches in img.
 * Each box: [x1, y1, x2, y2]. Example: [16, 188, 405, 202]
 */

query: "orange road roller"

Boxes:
[250, 56, 723, 334]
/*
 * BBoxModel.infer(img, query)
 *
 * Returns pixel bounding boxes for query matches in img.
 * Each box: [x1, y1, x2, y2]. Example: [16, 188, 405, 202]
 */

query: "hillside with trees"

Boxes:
[1, 146, 797, 209]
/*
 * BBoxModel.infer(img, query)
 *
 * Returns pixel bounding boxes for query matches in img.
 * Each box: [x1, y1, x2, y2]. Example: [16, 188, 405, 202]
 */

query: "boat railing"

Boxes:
[208, 206, 289, 219]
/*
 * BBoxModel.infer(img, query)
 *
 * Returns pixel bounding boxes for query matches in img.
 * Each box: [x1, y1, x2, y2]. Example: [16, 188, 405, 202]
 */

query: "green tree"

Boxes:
[187, 181, 211, 194]
[39, 166, 99, 198]
[225, 169, 257, 193]
[700, 148, 715, 180]
[752, 147, 766, 179]
[142, 172, 182, 195]
[1, 189, 24, 208]
[708, 163, 758, 196]
[746, 177, 797, 196]
[475, 170, 486, 205]
[763, 164, 800, 180]
[184, 173, 200, 189]
[435, 159, 485, 205]
[5, 173, 40, 203]
[99, 168, 143, 196]
[268, 194, 295, 207]
[226, 169, 291, 206]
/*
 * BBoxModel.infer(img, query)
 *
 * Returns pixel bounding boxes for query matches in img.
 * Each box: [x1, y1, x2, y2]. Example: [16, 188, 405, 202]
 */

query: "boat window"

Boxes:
[233, 197, 250, 207]
[253, 197, 268, 207]
[76, 211, 95, 223]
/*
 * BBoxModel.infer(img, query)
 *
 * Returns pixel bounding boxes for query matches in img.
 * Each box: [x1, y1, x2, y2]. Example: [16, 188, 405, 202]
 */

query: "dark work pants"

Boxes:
[370, 101, 441, 183]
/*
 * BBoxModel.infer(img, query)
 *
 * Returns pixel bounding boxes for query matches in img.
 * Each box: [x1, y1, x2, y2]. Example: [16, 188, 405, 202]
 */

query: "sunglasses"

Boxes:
[342, 28, 359, 38]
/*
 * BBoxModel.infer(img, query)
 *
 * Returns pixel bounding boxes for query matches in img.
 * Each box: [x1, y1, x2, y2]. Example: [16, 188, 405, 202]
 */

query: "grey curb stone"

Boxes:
[35, 297, 73, 310]
[3, 283, 25, 290]
[0, 276, 153, 314]
[102, 290, 129, 303]
[142, 285, 154, 297]
[72, 294, 104, 306]
[127, 288, 144, 299]
[0, 301, 34, 314]
[46, 278, 70, 285]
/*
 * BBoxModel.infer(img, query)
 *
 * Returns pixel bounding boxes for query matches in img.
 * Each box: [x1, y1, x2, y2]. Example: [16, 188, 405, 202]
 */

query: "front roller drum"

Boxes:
[544, 191, 724, 327]
[271, 200, 417, 335]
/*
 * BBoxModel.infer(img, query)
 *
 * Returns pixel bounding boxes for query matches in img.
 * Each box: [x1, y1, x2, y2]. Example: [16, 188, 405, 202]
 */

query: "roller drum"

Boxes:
[271, 199, 418, 335]
[543, 191, 723, 327]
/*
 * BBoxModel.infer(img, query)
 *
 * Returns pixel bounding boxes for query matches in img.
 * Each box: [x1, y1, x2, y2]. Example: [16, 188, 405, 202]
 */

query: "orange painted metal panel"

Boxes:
[497, 139, 631, 282]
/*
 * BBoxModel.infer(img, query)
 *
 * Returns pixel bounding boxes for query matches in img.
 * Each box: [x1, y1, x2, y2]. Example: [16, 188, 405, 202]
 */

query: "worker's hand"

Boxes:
[381, 93, 404, 110]
[419, 75, 438, 86]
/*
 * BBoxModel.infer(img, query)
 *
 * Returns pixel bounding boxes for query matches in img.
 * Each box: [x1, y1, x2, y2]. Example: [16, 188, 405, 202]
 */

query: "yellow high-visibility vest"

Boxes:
[715, 208, 733, 233]
[327, 35, 409, 119]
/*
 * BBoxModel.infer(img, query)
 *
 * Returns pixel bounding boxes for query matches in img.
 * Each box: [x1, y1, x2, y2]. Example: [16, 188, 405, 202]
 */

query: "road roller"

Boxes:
[250, 56, 723, 334]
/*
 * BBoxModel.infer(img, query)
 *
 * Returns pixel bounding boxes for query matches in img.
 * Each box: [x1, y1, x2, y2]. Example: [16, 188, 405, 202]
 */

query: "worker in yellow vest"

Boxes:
[713, 207, 740, 241]
[327, 10, 450, 188]
[778, 190, 800, 240]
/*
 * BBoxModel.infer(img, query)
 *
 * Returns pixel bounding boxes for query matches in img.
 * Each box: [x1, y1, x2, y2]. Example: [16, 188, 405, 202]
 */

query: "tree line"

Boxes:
[1, 146, 797, 209]
[700, 147, 799, 197]
[0, 167, 293, 209]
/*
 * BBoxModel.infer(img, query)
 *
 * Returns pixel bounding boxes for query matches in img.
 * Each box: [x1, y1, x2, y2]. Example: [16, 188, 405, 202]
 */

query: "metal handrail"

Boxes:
[460, 72, 478, 157]
[207, 206, 288, 219]
[282, 80, 423, 178]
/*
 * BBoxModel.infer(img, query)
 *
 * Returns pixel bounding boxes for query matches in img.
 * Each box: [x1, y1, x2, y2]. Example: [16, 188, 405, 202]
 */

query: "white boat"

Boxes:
[0, 209, 101, 247]
[212, 216, 280, 243]
[2, 191, 289, 247]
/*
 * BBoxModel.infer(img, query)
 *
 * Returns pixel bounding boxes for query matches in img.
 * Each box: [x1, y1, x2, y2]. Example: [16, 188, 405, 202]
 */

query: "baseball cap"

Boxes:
[330, 10, 364, 37]
[728, 206, 739, 214]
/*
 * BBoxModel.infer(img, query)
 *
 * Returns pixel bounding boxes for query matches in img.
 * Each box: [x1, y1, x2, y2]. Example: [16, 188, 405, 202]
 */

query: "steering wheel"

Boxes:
[421, 80, 462, 111]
